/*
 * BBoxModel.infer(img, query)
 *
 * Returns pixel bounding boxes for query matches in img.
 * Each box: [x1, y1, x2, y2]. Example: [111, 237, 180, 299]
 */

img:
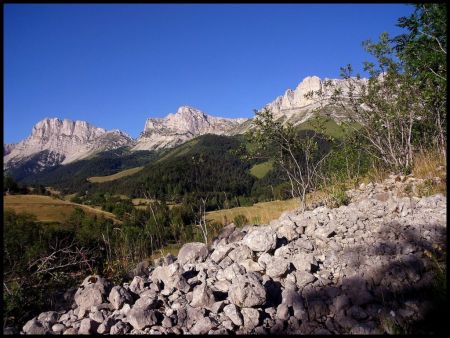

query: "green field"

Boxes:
[87, 166, 144, 183]
[250, 160, 274, 178]
[4, 194, 121, 223]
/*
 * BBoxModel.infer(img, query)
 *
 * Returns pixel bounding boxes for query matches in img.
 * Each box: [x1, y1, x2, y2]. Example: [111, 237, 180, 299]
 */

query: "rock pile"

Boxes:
[21, 175, 446, 334]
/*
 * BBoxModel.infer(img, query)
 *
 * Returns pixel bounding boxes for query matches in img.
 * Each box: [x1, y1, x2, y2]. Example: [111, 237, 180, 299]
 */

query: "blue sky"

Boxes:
[4, 4, 414, 144]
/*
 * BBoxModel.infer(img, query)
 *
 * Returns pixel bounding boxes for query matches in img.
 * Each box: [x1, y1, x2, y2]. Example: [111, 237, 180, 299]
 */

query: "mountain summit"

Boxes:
[133, 106, 248, 150]
[4, 118, 134, 171]
[4, 75, 366, 174]
[262, 75, 368, 125]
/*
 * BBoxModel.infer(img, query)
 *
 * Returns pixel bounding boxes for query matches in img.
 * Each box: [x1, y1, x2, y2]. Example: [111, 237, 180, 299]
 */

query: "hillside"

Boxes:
[14, 148, 158, 194]
[19, 174, 447, 334]
[88, 167, 144, 183]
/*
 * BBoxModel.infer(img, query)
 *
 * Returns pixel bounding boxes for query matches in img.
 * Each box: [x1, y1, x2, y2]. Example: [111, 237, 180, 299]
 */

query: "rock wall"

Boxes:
[4, 118, 134, 170]
[262, 75, 368, 125]
[133, 106, 248, 151]
[18, 174, 447, 335]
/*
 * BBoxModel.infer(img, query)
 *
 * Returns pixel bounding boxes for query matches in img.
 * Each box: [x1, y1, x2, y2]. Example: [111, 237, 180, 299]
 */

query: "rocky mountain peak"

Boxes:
[175, 106, 206, 118]
[262, 75, 368, 124]
[4, 117, 134, 171]
[134, 106, 248, 151]
[31, 117, 107, 141]
[3, 143, 16, 156]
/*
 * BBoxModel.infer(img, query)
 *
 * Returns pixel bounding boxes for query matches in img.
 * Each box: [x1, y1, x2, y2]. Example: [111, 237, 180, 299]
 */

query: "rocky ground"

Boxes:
[16, 174, 447, 335]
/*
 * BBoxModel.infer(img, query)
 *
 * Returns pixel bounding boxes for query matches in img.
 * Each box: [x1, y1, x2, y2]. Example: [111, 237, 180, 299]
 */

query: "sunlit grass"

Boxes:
[87, 166, 144, 183]
[4, 194, 120, 223]
[250, 160, 274, 178]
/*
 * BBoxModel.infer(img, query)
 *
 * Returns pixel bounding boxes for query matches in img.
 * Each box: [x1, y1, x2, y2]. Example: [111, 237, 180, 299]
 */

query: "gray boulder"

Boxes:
[239, 259, 264, 273]
[108, 286, 133, 310]
[78, 318, 98, 335]
[294, 270, 316, 288]
[276, 303, 289, 321]
[129, 276, 146, 295]
[74, 275, 112, 314]
[243, 227, 277, 252]
[177, 242, 209, 265]
[276, 223, 299, 241]
[37, 311, 58, 326]
[210, 243, 234, 264]
[51, 324, 66, 333]
[190, 283, 216, 309]
[223, 304, 243, 326]
[229, 273, 267, 308]
[22, 318, 50, 335]
[151, 263, 189, 293]
[291, 253, 318, 273]
[127, 308, 158, 330]
[109, 321, 130, 334]
[228, 245, 254, 262]
[190, 317, 216, 334]
[265, 257, 290, 278]
[241, 308, 260, 331]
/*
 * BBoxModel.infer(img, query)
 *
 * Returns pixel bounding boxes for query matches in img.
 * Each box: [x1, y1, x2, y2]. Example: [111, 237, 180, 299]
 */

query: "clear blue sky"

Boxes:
[4, 4, 414, 144]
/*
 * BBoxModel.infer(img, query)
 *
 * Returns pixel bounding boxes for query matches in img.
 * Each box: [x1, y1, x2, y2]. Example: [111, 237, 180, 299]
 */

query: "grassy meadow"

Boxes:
[250, 160, 274, 178]
[87, 166, 144, 183]
[3, 194, 120, 223]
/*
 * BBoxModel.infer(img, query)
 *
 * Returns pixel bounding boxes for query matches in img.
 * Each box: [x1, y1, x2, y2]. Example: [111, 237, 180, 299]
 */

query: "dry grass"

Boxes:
[132, 198, 156, 206]
[87, 166, 144, 183]
[413, 150, 446, 180]
[412, 150, 447, 196]
[132, 198, 180, 210]
[147, 242, 183, 262]
[207, 198, 299, 226]
[4, 194, 121, 223]
[63, 193, 77, 201]
[206, 188, 334, 226]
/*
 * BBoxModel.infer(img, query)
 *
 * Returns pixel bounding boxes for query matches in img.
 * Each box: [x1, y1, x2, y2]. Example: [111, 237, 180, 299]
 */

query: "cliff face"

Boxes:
[3, 143, 16, 156]
[133, 106, 248, 151]
[4, 118, 134, 171]
[261, 75, 368, 125]
[4, 75, 368, 172]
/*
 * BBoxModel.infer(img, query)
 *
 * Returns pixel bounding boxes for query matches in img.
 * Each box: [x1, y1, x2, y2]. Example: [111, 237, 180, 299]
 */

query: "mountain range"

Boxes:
[4, 75, 363, 175]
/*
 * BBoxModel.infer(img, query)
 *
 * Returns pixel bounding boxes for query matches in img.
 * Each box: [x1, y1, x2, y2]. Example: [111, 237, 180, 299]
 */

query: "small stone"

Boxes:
[38, 311, 58, 325]
[243, 227, 277, 252]
[162, 316, 173, 328]
[190, 283, 216, 309]
[177, 242, 209, 265]
[223, 304, 243, 326]
[52, 323, 66, 333]
[109, 285, 133, 310]
[78, 318, 98, 335]
[23, 318, 50, 335]
[265, 257, 290, 278]
[63, 327, 78, 335]
[276, 303, 289, 321]
[241, 308, 260, 331]
[229, 273, 266, 308]
[190, 317, 215, 334]
[127, 308, 158, 330]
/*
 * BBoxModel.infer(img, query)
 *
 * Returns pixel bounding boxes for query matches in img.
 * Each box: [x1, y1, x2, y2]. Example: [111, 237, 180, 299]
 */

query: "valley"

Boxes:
[3, 3, 447, 333]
